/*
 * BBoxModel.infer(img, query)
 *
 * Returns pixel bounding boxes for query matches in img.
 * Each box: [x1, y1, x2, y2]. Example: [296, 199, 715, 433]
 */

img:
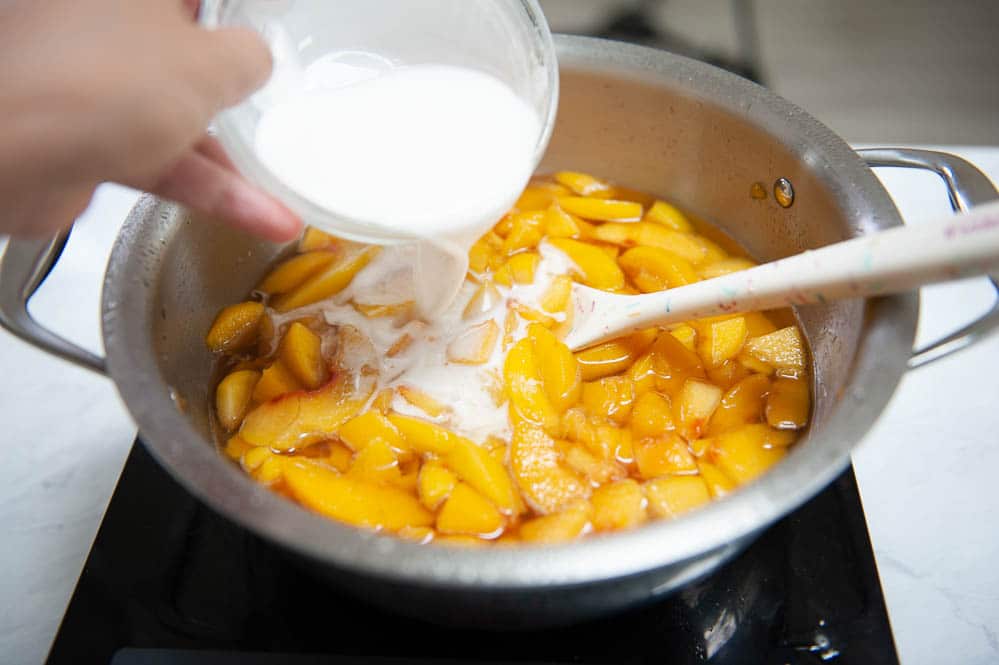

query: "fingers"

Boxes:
[152, 149, 302, 243]
[188, 26, 273, 112]
[194, 135, 237, 171]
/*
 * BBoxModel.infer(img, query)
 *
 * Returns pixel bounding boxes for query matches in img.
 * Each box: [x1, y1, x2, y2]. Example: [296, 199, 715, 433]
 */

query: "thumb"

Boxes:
[187, 26, 273, 113]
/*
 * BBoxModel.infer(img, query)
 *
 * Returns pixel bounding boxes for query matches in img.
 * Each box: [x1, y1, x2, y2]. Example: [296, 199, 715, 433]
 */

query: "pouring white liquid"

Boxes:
[253, 59, 542, 316]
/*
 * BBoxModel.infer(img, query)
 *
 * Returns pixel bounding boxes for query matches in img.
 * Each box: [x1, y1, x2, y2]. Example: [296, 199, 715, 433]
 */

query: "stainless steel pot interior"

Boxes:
[101, 36, 916, 611]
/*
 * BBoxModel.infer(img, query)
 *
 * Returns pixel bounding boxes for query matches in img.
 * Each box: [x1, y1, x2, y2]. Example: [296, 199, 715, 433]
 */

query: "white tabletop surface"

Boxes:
[1, 147, 997, 664]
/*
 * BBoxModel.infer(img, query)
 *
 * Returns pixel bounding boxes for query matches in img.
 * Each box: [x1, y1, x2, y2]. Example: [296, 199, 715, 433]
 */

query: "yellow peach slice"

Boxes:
[257, 251, 337, 295]
[527, 323, 581, 413]
[634, 433, 697, 479]
[766, 376, 810, 430]
[215, 369, 260, 431]
[278, 322, 329, 390]
[241, 374, 371, 450]
[251, 361, 302, 403]
[447, 320, 499, 365]
[397, 385, 450, 418]
[629, 391, 674, 439]
[338, 410, 407, 453]
[708, 373, 771, 435]
[581, 375, 635, 425]
[444, 437, 520, 515]
[743, 326, 806, 372]
[592, 222, 707, 264]
[643, 200, 693, 232]
[557, 196, 642, 222]
[206, 301, 265, 354]
[548, 238, 626, 291]
[710, 425, 787, 484]
[436, 483, 504, 537]
[418, 462, 458, 511]
[271, 246, 379, 312]
[619, 246, 698, 292]
[346, 439, 401, 486]
[519, 501, 591, 543]
[674, 379, 723, 441]
[387, 414, 460, 455]
[283, 460, 433, 530]
[503, 337, 560, 432]
[591, 479, 646, 531]
[645, 476, 711, 518]
[696, 316, 748, 368]
[511, 422, 588, 514]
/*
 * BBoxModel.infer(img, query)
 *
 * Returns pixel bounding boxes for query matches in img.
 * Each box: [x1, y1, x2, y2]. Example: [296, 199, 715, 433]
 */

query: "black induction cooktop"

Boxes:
[45, 441, 898, 664]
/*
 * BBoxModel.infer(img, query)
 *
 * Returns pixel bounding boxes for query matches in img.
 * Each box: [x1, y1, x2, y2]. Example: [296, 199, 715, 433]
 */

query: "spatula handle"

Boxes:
[635, 199, 999, 326]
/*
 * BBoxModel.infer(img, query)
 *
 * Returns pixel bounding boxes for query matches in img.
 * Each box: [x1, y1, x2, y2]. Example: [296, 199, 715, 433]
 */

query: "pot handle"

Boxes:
[857, 148, 999, 369]
[0, 229, 107, 375]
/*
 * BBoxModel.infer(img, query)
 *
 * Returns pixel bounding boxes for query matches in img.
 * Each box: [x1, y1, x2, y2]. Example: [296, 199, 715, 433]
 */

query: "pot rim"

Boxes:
[101, 34, 916, 589]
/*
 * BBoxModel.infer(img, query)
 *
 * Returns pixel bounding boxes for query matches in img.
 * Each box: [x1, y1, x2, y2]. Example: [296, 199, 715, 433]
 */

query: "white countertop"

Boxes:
[1, 147, 997, 664]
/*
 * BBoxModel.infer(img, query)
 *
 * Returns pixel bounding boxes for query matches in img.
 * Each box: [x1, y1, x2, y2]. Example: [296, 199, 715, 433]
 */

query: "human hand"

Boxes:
[0, 0, 302, 241]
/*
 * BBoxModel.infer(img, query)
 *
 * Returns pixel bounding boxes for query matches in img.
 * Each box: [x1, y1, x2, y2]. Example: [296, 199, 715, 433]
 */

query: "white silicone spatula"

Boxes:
[564, 200, 999, 351]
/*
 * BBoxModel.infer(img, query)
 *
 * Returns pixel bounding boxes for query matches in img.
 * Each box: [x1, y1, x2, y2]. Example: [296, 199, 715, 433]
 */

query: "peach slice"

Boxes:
[511, 422, 588, 514]
[674, 378, 723, 441]
[397, 385, 450, 418]
[241, 373, 372, 450]
[418, 462, 458, 511]
[766, 376, 810, 430]
[696, 460, 735, 498]
[387, 414, 460, 455]
[444, 437, 520, 515]
[346, 439, 401, 486]
[590, 479, 646, 531]
[708, 374, 771, 436]
[257, 251, 337, 295]
[709, 425, 788, 484]
[575, 328, 658, 382]
[592, 222, 708, 264]
[463, 282, 502, 320]
[634, 433, 697, 479]
[581, 375, 635, 425]
[618, 246, 698, 292]
[215, 369, 260, 431]
[698, 257, 757, 280]
[645, 476, 711, 518]
[560, 443, 625, 485]
[643, 200, 693, 232]
[554, 171, 613, 197]
[514, 182, 570, 211]
[501, 211, 545, 255]
[283, 459, 433, 530]
[278, 322, 329, 390]
[447, 320, 499, 365]
[629, 391, 674, 439]
[271, 246, 379, 312]
[206, 301, 265, 353]
[548, 237, 626, 290]
[338, 410, 407, 453]
[494, 251, 540, 286]
[527, 323, 581, 413]
[743, 326, 806, 372]
[556, 196, 642, 222]
[503, 337, 560, 432]
[251, 361, 302, 403]
[696, 316, 748, 368]
[436, 483, 504, 537]
[544, 204, 583, 238]
[519, 500, 591, 543]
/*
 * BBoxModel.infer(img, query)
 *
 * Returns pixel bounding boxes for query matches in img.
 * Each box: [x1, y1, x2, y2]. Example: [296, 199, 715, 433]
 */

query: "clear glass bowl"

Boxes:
[199, 0, 559, 244]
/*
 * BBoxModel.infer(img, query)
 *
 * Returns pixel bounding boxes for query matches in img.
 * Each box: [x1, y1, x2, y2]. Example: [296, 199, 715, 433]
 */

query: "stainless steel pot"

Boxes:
[3, 36, 997, 627]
